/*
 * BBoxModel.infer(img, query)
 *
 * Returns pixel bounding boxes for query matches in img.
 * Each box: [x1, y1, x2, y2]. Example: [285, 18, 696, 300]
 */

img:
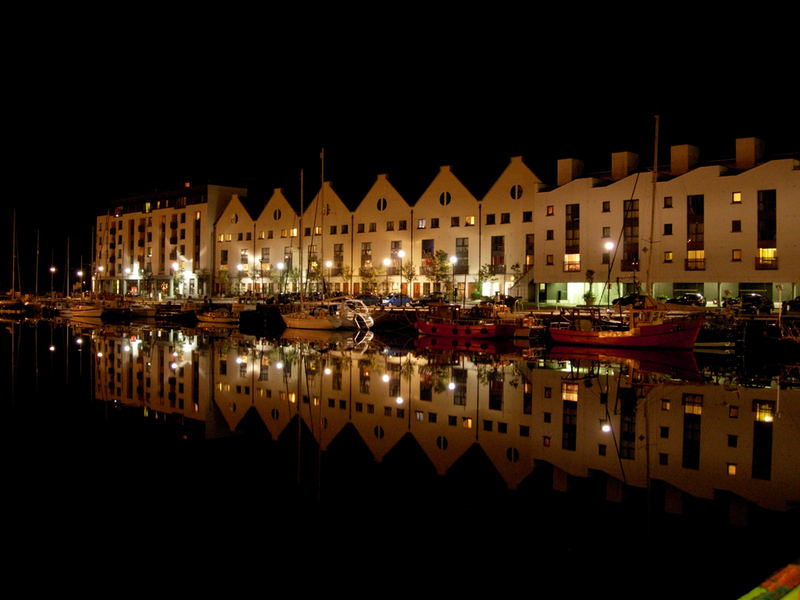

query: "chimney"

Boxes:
[670, 144, 700, 175]
[735, 137, 765, 170]
[557, 158, 584, 186]
[611, 151, 640, 181]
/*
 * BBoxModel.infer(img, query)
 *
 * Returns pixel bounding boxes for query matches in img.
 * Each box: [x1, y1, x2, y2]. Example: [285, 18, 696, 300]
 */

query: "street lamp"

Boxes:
[325, 260, 332, 297]
[604, 241, 615, 307]
[397, 249, 406, 296]
[277, 261, 285, 294]
[383, 257, 391, 296]
[49, 265, 56, 297]
[449, 255, 457, 302]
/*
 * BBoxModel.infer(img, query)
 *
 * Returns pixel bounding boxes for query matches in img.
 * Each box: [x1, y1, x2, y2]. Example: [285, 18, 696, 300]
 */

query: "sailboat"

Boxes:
[547, 116, 704, 350]
[282, 150, 372, 331]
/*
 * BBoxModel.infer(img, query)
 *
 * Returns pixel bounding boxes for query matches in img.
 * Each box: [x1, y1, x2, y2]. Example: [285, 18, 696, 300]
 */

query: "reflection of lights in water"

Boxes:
[49, 345, 55, 352]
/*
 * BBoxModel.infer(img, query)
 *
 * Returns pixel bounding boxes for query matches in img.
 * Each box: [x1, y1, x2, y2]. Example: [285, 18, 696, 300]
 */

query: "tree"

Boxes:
[427, 250, 451, 291]
[475, 264, 497, 298]
[400, 261, 417, 293]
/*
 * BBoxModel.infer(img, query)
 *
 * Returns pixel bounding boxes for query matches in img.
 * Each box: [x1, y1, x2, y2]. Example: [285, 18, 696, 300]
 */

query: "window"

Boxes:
[732, 220, 741, 232]
[398, 220, 407, 231]
[500, 213, 510, 224]
[510, 184, 523, 199]
[417, 219, 426, 229]
[546, 254, 554, 265]
[664, 251, 673, 263]
[602, 226, 611, 238]
[602, 201, 610, 212]
[664, 196, 673, 208]
[731, 249, 742, 262]
[357, 223, 365, 233]
[486, 213, 495, 225]
[664, 223, 672, 235]
[465, 216, 475, 226]
[431, 218, 439, 229]
[732, 191, 742, 204]
[522, 211, 532, 222]
[369, 223, 376, 232]
[220, 250, 228, 265]
[377, 197, 387, 211]
[341, 224, 348, 234]
[451, 216, 460, 227]
[547, 205, 554, 216]
[439, 191, 452, 206]
[386, 221, 394, 231]
[546, 229, 554, 240]
[330, 225, 337, 235]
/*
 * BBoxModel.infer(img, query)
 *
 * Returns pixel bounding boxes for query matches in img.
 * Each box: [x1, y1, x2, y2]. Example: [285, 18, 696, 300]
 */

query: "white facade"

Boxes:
[94, 139, 798, 304]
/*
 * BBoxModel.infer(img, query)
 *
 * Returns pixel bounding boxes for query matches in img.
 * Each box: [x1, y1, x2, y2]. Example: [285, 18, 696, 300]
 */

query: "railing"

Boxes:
[755, 257, 778, 270]
[684, 258, 705, 270]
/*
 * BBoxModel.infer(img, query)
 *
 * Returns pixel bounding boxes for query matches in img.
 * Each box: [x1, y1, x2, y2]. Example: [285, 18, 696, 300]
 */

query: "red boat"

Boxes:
[414, 304, 519, 339]
[548, 302, 704, 350]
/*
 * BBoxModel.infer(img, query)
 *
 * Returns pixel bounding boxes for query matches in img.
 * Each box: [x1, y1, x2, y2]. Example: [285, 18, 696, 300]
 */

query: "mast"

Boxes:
[299, 168, 304, 308]
[11, 209, 16, 296]
[645, 114, 659, 296]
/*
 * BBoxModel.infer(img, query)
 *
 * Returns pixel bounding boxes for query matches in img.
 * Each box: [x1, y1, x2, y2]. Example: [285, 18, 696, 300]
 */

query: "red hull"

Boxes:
[548, 316, 703, 349]
[414, 318, 518, 339]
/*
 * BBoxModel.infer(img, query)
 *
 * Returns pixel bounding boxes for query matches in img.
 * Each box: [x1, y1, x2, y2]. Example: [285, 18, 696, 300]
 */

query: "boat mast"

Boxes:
[299, 168, 304, 309]
[645, 114, 659, 296]
[11, 209, 16, 296]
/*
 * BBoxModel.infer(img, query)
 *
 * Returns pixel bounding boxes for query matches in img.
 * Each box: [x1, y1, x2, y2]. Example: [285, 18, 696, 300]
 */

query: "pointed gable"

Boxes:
[255, 188, 299, 238]
[353, 173, 411, 224]
[481, 156, 544, 209]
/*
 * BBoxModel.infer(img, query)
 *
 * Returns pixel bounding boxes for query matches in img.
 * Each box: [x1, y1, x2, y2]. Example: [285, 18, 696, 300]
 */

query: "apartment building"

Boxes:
[94, 183, 246, 298]
[94, 138, 798, 304]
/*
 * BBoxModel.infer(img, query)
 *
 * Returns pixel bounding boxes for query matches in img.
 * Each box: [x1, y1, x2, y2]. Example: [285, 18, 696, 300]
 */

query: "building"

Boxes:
[94, 183, 246, 298]
[94, 138, 798, 305]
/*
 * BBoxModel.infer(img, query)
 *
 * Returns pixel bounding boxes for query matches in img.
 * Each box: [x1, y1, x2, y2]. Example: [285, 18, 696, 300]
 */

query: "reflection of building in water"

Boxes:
[91, 327, 219, 435]
[92, 328, 800, 514]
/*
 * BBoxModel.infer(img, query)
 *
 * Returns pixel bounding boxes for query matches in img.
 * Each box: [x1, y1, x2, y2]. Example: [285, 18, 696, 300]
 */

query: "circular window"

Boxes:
[273, 209, 282, 220]
[510, 184, 523, 200]
[374, 425, 385, 439]
[506, 447, 520, 463]
[231, 214, 239, 224]
[439, 191, 451, 206]
[436, 436, 448, 450]
[377, 198, 387, 211]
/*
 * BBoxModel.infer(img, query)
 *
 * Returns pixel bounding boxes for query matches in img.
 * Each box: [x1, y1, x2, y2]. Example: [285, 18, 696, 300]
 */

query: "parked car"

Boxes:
[782, 296, 800, 313]
[356, 293, 382, 306]
[414, 291, 448, 306]
[383, 293, 413, 306]
[724, 292, 772, 314]
[667, 293, 706, 306]
[611, 293, 647, 307]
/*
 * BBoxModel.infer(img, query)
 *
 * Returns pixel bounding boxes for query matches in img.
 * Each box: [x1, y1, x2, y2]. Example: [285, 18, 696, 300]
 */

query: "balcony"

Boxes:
[755, 257, 778, 270]
[684, 258, 706, 271]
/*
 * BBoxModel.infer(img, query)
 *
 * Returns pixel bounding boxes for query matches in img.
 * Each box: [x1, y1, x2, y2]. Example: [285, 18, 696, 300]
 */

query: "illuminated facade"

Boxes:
[95, 138, 799, 304]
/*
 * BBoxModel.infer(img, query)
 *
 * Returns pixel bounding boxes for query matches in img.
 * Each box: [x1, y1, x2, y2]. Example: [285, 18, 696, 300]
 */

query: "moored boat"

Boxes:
[196, 308, 239, 324]
[547, 300, 703, 350]
[414, 304, 518, 339]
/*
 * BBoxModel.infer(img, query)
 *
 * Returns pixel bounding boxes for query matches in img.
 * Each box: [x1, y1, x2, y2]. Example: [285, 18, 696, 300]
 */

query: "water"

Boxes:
[3, 318, 798, 597]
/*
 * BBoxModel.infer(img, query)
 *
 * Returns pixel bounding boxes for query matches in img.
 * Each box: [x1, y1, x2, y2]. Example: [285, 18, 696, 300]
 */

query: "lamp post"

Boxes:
[397, 249, 406, 296]
[49, 266, 56, 297]
[277, 261, 285, 294]
[77, 269, 83, 297]
[449, 255, 458, 302]
[325, 260, 332, 298]
[604, 241, 615, 307]
[383, 257, 391, 297]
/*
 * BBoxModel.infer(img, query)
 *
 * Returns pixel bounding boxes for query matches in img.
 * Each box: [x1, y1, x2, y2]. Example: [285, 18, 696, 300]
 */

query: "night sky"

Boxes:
[4, 11, 797, 295]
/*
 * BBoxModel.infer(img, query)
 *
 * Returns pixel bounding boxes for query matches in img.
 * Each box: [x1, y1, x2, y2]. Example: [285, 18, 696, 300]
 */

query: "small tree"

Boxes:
[400, 262, 417, 294]
[584, 269, 596, 304]
[475, 264, 497, 298]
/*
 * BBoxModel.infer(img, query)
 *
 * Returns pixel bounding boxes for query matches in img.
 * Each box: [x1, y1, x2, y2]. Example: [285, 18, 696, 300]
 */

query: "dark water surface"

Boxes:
[3, 319, 798, 598]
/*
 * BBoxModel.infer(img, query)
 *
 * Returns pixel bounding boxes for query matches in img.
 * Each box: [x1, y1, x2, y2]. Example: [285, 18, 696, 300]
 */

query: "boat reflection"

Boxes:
[84, 321, 800, 516]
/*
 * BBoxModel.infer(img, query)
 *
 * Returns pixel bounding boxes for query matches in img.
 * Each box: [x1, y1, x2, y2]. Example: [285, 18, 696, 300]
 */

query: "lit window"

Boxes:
[465, 216, 475, 226]
[664, 251, 673, 263]
[727, 464, 737, 476]
[563, 253, 580, 272]
[732, 192, 742, 204]
[546, 205, 554, 216]
[732, 249, 742, 262]
[561, 381, 578, 402]
[418, 219, 426, 229]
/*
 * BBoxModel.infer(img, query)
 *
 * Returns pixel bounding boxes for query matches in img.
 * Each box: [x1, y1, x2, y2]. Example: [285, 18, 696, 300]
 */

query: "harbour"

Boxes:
[3, 307, 798, 598]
